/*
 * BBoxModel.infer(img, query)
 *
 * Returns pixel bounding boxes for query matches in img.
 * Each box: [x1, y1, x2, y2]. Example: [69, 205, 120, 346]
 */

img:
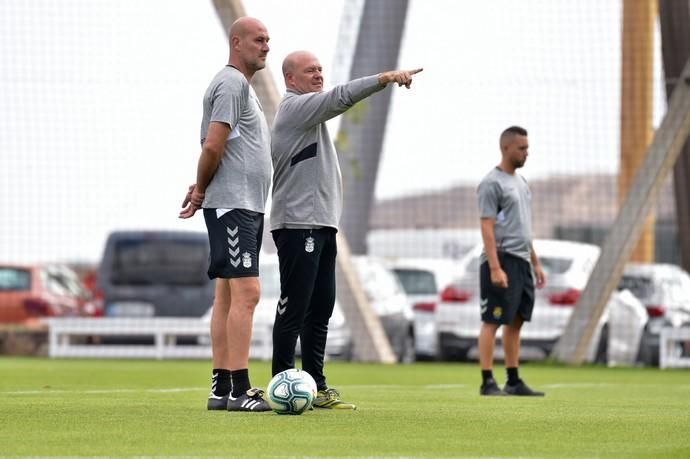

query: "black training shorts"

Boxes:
[479, 251, 535, 325]
[203, 208, 263, 279]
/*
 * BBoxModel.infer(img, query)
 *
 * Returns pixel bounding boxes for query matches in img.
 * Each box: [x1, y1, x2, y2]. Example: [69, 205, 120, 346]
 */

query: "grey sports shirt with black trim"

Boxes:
[477, 167, 533, 263]
[200, 66, 272, 212]
[269, 75, 384, 231]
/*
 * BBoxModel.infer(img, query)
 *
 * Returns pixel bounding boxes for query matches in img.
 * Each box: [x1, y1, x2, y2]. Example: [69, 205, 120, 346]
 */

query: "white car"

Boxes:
[350, 256, 416, 363]
[435, 239, 609, 361]
[386, 257, 465, 360]
[618, 263, 690, 366]
[202, 254, 352, 361]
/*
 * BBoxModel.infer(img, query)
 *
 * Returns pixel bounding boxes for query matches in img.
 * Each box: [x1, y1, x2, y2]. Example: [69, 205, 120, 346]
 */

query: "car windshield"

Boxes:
[111, 239, 208, 286]
[355, 260, 402, 301]
[618, 275, 653, 300]
[393, 269, 437, 295]
[539, 257, 573, 275]
[0, 268, 31, 291]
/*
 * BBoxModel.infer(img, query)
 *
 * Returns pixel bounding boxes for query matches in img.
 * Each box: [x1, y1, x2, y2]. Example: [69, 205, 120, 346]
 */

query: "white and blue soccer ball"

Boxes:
[266, 369, 317, 415]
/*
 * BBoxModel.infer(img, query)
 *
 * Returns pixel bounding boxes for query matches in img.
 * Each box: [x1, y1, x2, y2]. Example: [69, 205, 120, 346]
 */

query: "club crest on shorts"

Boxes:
[242, 252, 252, 268]
[305, 236, 315, 253]
[493, 307, 502, 319]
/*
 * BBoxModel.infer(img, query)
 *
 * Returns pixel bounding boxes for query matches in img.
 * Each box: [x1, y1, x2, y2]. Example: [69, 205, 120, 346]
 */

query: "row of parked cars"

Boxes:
[3, 231, 689, 366]
[95, 231, 418, 362]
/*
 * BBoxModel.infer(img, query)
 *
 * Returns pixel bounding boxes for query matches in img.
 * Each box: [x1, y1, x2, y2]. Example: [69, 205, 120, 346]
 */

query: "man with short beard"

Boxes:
[477, 126, 546, 397]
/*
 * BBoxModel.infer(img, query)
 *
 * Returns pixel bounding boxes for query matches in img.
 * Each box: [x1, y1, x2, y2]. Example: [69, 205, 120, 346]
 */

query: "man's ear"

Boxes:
[231, 35, 240, 51]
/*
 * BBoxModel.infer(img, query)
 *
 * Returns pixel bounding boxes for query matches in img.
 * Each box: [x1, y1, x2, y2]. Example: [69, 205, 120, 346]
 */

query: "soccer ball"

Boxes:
[266, 369, 317, 415]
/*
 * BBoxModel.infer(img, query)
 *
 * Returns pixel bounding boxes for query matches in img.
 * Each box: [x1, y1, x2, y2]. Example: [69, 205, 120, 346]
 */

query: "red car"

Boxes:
[0, 264, 100, 325]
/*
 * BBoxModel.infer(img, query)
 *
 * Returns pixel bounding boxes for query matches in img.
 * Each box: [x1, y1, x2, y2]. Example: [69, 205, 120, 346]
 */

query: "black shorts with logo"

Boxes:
[203, 208, 263, 279]
[480, 251, 534, 325]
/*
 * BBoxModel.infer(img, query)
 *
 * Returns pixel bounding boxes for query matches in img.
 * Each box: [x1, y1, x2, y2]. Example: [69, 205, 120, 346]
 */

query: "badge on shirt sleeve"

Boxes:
[305, 236, 315, 253]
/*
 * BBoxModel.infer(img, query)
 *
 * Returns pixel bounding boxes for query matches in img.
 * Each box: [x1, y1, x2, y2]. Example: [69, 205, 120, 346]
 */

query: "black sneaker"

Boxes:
[207, 393, 229, 410]
[503, 379, 545, 397]
[480, 379, 507, 396]
[227, 388, 272, 412]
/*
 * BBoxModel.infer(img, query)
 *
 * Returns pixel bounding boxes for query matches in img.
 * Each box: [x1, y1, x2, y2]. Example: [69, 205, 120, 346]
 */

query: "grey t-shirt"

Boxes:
[269, 75, 384, 231]
[477, 167, 533, 263]
[200, 66, 272, 212]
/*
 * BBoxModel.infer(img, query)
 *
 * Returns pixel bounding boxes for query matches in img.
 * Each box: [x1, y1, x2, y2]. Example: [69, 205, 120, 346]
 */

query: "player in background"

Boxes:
[476, 126, 546, 397]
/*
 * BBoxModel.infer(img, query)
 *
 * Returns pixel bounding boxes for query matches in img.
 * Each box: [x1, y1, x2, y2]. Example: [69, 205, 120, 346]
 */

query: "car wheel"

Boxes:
[439, 345, 469, 362]
[594, 324, 609, 365]
[398, 331, 416, 364]
[415, 353, 436, 362]
[636, 326, 658, 367]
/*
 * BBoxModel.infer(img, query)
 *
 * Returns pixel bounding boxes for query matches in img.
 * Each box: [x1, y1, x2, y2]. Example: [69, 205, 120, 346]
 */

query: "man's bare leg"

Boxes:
[226, 276, 260, 370]
[207, 278, 233, 409]
[502, 315, 523, 369]
[478, 322, 499, 371]
[501, 315, 542, 395]
[478, 322, 505, 395]
[210, 278, 232, 368]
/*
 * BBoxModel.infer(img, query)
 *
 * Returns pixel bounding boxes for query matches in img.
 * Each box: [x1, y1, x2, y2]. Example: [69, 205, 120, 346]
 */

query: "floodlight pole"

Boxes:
[338, 0, 410, 255]
[659, 0, 690, 272]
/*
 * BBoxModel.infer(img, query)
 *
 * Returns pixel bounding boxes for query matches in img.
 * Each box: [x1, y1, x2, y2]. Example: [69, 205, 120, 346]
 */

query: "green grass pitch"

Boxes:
[1, 358, 689, 458]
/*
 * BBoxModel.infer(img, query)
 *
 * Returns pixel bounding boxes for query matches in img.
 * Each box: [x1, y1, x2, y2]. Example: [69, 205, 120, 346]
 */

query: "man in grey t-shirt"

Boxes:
[270, 50, 422, 409]
[179, 17, 272, 412]
[477, 126, 546, 397]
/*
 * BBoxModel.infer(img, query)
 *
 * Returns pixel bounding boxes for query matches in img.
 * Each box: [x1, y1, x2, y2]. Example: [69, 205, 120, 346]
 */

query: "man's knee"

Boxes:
[508, 315, 524, 330]
[480, 322, 500, 335]
[230, 277, 261, 309]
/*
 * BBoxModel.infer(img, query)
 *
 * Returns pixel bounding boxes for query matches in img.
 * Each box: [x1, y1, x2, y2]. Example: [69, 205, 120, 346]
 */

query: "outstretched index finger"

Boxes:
[408, 68, 423, 75]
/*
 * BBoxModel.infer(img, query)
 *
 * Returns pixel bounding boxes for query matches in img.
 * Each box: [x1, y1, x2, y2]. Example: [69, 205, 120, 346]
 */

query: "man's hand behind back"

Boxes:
[179, 184, 204, 219]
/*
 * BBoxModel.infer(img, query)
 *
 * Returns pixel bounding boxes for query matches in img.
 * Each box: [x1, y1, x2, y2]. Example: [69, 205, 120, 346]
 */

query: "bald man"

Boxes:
[179, 17, 272, 412]
[269, 50, 422, 409]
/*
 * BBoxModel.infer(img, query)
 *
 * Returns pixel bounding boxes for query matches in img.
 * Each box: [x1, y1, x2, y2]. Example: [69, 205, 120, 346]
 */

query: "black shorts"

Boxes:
[203, 208, 263, 279]
[480, 251, 534, 325]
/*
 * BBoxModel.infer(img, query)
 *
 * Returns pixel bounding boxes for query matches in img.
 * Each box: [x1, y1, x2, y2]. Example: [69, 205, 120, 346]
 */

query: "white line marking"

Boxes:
[3, 382, 688, 396]
[1, 387, 204, 395]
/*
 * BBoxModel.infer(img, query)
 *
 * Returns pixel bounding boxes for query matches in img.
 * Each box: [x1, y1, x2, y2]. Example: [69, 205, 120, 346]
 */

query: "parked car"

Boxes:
[97, 230, 214, 318]
[386, 257, 465, 360]
[351, 256, 415, 363]
[0, 263, 98, 325]
[617, 263, 690, 366]
[435, 239, 608, 361]
[201, 254, 352, 360]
